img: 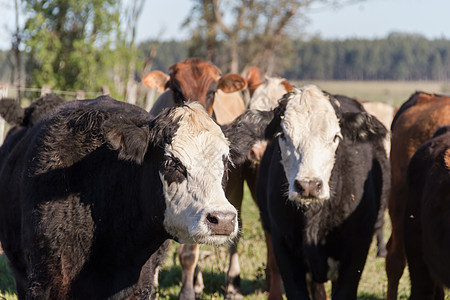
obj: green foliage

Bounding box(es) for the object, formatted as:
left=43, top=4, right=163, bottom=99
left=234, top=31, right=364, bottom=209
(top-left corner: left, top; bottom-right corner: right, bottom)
left=22, top=0, right=121, bottom=92
left=284, top=33, right=450, bottom=80
left=0, top=254, right=16, bottom=298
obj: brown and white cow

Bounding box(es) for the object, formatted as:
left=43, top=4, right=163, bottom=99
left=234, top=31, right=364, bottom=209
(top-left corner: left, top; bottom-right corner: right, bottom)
left=405, top=125, right=450, bottom=300
left=143, top=58, right=249, bottom=299
left=385, top=91, right=450, bottom=300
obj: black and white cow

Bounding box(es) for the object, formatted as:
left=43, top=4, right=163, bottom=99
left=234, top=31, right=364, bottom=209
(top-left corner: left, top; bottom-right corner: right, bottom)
left=256, top=85, right=390, bottom=299
left=0, top=95, right=276, bottom=299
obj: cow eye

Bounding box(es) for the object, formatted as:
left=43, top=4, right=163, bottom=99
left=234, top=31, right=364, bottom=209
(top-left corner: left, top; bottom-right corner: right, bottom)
left=162, top=156, right=187, bottom=179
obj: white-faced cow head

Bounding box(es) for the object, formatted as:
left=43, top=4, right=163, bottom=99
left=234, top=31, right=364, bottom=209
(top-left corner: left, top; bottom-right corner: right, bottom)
left=154, top=102, right=238, bottom=244
left=278, top=85, right=342, bottom=203
left=277, top=85, right=387, bottom=204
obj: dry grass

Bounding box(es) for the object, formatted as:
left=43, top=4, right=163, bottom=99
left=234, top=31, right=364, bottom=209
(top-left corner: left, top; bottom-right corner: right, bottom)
left=295, top=80, right=450, bottom=107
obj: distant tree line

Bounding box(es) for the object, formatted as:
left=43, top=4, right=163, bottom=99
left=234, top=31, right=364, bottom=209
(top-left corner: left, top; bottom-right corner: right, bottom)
left=141, top=32, right=450, bottom=81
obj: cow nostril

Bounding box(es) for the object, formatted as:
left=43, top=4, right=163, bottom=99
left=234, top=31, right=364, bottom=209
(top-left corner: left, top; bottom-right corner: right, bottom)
left=206, top=214, right=219, bottom=225
left=294, top=180, right=303, bottom=192
left=205, top=211, right=236, bottom=235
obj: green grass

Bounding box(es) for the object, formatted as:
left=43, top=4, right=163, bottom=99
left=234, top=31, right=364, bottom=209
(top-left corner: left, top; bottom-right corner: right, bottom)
left=0, top=254, right=16, bottom=300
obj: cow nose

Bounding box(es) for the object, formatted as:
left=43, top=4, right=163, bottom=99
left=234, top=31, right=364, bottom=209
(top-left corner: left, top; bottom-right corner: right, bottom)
left=294, top=178, right=323, bottom=198
left=206, top=211, right=236, bottom=235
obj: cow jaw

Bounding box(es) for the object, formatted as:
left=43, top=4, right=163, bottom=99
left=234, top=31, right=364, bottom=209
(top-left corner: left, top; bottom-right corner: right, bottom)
left=278, top=86, right=341, bottom=203
left=160, top=103, right=238, bottom=245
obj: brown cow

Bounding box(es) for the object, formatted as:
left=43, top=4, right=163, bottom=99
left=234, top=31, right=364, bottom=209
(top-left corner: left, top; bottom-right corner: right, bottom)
left=386, top=91, right=450, bottom=300
left=143, top=58, right=249, bottom=299
left=405, top=126, right=450, bottom=300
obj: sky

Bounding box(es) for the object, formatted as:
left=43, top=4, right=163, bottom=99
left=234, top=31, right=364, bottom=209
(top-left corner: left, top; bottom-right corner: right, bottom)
left=1, top=0, right=450, bottom=50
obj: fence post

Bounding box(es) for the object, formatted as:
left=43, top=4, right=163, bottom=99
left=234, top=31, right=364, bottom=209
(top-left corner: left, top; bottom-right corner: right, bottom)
left=0, top=84, right=8, bottom=144
left=41, top=85, right=51, bottom=96
left=76, top=90, right=85, bottom=100
left=101, top=85, right=110, bottom=95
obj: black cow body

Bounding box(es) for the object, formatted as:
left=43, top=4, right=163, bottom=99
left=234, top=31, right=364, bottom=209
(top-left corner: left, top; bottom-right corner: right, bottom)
left=256, top=87, right=389, bottom=299
left=0, top=96, right=170, bottom=299
left=0, top=95, right=278, bottom=299
left=405, top=126, right=450, bottom=300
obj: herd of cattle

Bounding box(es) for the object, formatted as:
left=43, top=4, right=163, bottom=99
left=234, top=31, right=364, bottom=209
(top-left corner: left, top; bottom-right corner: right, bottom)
left=0, top=57, right=448, bottom=299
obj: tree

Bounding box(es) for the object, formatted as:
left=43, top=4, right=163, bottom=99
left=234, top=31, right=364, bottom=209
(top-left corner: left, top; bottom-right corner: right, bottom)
left=23, top=0, right=121, bottom=94
left=184, top=0, right=345, bottom=74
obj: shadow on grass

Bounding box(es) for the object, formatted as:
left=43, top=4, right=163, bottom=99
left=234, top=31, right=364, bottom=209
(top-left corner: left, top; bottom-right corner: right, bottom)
left=0, top=254, right=17, bottom=297
left=356, top=292, right=385, bottom=300
left=159, top=264, right=266, bottom=299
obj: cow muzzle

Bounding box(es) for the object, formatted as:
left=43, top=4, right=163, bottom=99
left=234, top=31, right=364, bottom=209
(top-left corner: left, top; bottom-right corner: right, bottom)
left=294, top=178, right=323, bottom=198
left=205, top=211, right=237, bottom=236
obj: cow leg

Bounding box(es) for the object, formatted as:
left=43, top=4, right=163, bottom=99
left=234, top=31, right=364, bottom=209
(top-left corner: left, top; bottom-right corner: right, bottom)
left=374, top=202, right=387, bottom=258
left=404, top=205, right=443, bottom=300
left=386, top=193, right=407, bottom=300
left=375, top=227, right=387, bottom=257
left=178, top=244, right=203, bottom=300
left=263, top=231, right=283, bottom=300
left=306, top=279, right=328, bottom=300
left=225, top=165, right=244, bottom=299
left=271, top=233, right=309, bottom=299
left=244, top=165, right=284, bottom=300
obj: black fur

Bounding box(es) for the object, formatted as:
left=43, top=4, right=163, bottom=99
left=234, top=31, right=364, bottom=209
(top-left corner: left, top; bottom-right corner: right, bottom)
left=0, top=94, right=65, bottom=127
left=0, top=96, right=194, bottom=299
left=0, top=98, right=25, bottom=125
left=256, top=93, right=390, bottom=299
left=405, top=126, right=450, bottom=298
left=222, top=102, right=286, bottom=166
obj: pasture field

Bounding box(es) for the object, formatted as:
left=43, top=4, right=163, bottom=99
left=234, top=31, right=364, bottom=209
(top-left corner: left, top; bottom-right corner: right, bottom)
left=298, top=80, right=450, bottom=107
left=1, top=80, right=450, bottom=299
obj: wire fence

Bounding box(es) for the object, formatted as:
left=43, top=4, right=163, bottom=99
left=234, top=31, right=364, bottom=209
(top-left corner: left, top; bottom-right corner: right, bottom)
left=0, top=82, right=162, bottom=144
left=0, top=83, right=107, bottom=99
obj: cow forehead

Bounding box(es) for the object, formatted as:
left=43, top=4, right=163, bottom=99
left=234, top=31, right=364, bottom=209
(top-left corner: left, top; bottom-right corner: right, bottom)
left=170, top=59, right=221, bottom=83
left=250, top=77, right=289, bottom=111
left=283, top=87, right=340, bottom=140
left=167, top=103, right=229, bottom=169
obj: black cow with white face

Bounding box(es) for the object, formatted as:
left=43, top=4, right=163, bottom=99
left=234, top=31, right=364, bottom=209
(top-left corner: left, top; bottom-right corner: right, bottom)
left=256, top=85, right=390, bottom=299
left=0, top=96, right=277, bottom=299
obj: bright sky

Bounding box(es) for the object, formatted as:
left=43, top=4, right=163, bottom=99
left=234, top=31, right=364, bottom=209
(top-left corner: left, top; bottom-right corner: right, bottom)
left=1, top=0, right=449, bottom=50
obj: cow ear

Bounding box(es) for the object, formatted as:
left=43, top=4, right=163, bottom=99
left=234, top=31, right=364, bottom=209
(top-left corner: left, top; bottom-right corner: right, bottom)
left=340, top=112, right=387, bottom=142
left=222, top=108, right=281, bottom=166
left=142, top=71, right=170, bottom=92
left=218, top=74, right=247, bottom=93
left=245, top=67, right=264, bottom=97
left=0, top=98, right=25, bottom=126
left=103, top=118, right=150, bottom=164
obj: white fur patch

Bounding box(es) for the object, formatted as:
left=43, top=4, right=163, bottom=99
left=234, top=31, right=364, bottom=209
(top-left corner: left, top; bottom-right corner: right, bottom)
left=249, top=77, right=289, bottom=111
left=161, top=103, right=238, bottom=244
left=278, top=86, right=341, bottom=202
